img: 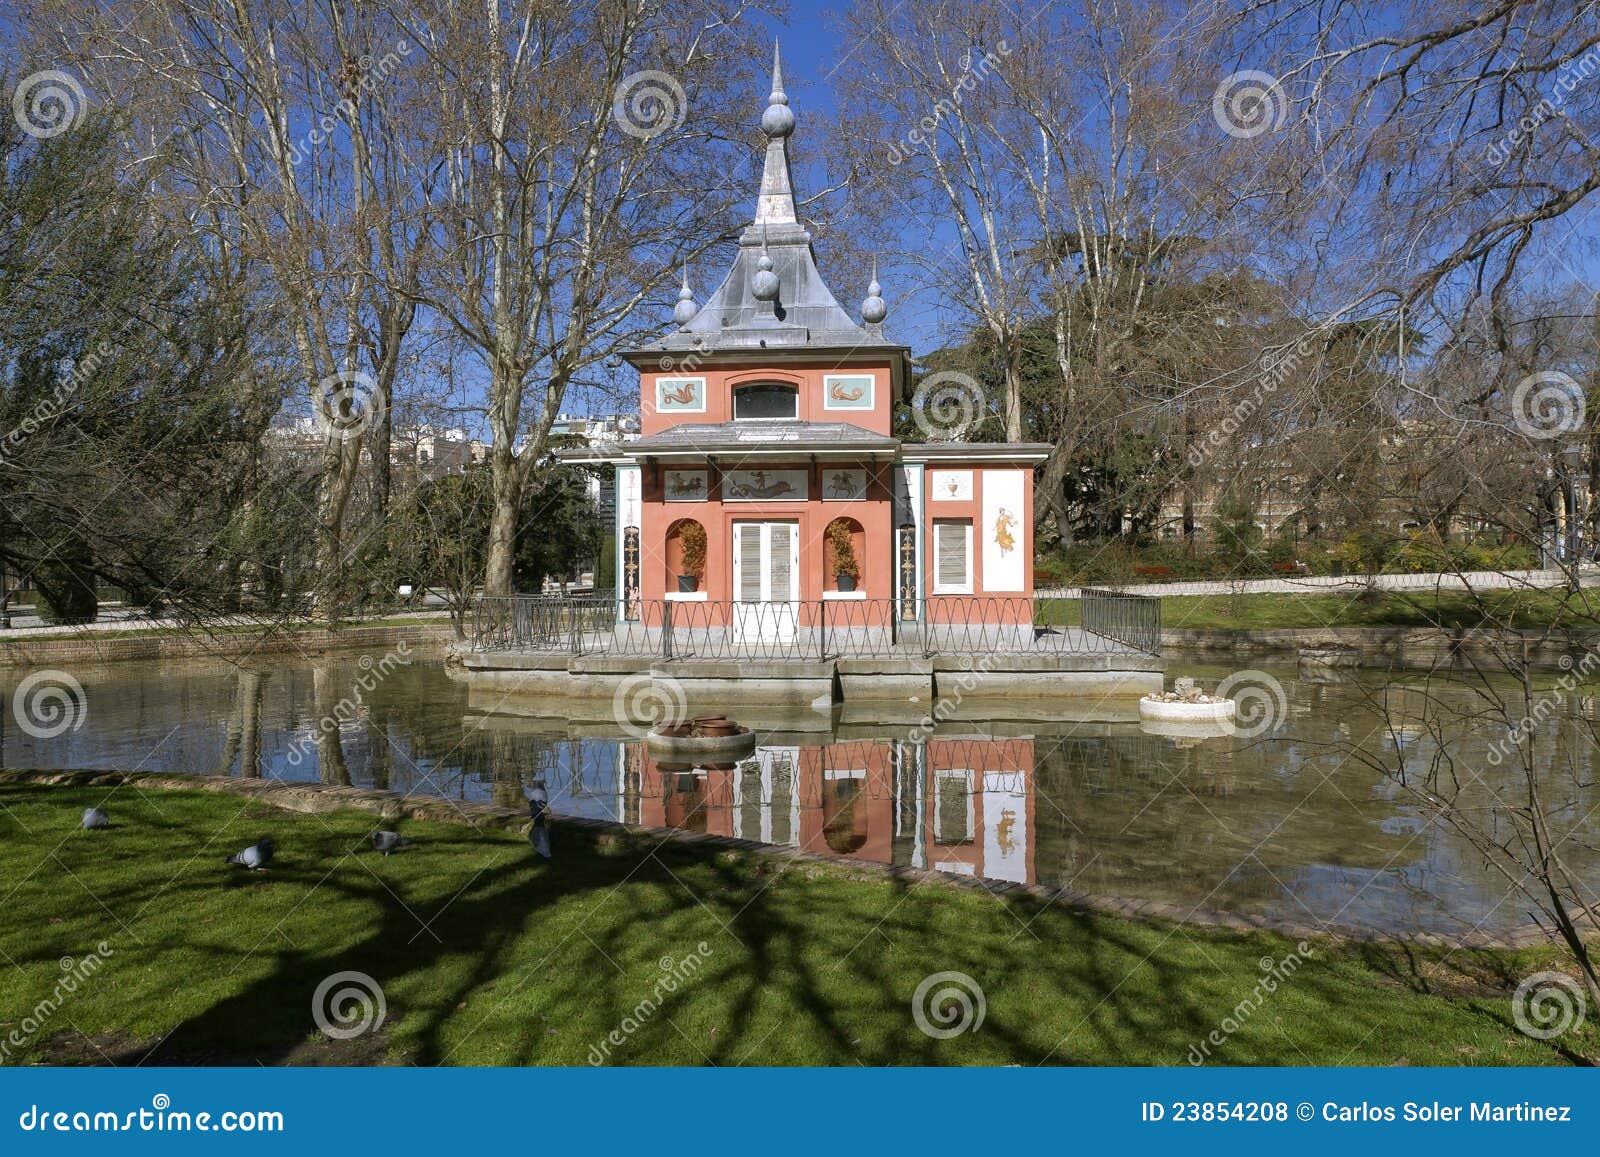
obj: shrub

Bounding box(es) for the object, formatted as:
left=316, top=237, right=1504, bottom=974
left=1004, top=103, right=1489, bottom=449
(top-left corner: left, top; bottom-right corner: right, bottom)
left=678, top=521, right=706, bottom=579
left=826, top=519, right=859, bottom=580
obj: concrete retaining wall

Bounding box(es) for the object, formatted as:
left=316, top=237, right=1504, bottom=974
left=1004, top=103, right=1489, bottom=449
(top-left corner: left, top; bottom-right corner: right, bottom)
left=1163, top=625, right=1600, bottom=670
left=0, top=622, right=456, bottom=667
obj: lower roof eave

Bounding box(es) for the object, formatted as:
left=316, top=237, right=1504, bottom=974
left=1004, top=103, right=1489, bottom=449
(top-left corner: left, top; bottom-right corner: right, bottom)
left=900, top=442, right=1053, bottom=464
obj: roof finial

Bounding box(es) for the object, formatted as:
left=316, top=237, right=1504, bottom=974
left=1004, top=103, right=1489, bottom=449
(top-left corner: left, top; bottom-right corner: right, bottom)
left=761, top=40, right=795, bottom=139
left=753, top=224, right=780, bottom=302
left=673, top=263, right=698, bottom=325
left=861, top=255, right=887, bottom=325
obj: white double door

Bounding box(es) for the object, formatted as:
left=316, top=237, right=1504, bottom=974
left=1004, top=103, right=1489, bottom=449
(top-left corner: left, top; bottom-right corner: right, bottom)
left=732, top=521, right=799, bottom=644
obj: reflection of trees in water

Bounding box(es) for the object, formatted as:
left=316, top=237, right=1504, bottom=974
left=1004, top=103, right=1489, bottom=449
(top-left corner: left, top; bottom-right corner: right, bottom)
left=1029, top=731, right=1414, bottom=914
left=216, top=669, right=263, bottom=777
left=312, top=664, right=350, bottom=786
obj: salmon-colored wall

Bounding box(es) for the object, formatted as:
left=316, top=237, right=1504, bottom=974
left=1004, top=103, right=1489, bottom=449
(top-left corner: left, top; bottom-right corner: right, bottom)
left=638, top=459, right=895, bottom=619
left=921, top=465, right=1036, bottom=622
left=642, top=362, right=894, bottom=436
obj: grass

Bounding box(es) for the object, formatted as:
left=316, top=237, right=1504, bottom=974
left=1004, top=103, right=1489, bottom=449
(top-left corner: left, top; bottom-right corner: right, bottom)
left=1, top=781, right=1595, bottom=1067
left=1154, top=588, right=1600, bottom=632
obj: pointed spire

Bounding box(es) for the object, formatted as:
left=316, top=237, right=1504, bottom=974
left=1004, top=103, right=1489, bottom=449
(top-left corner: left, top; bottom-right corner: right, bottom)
left=754, top=39, right=797, bottom=226
left=673, top=263, right=698, bottom=325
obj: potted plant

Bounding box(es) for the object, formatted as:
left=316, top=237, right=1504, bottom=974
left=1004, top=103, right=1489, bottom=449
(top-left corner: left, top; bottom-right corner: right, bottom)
left=677, top=521, right=706, bottom=592
left=827, top=520, right=860, bottom=592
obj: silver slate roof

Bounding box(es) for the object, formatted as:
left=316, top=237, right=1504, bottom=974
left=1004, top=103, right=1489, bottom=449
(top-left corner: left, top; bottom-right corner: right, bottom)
left=629, top=44, right=902, bottom=359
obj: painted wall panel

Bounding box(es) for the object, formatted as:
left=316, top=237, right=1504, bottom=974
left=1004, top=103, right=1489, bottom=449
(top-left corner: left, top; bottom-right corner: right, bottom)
left=981, top=468, right=1025, bottom=592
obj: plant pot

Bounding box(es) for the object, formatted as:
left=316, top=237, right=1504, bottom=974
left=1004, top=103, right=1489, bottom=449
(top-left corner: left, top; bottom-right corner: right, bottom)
left=835, top=573, right=857, bottom=593
left=676, top=575, right=698, bottom=593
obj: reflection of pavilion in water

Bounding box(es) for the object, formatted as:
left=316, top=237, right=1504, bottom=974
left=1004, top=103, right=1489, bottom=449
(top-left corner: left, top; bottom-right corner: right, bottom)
left=623, top=738, right=1036, bottom=885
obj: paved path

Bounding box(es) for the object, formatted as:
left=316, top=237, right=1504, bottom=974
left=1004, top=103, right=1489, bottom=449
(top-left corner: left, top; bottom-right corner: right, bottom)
left=1041, top=566, right=1599, bottom=599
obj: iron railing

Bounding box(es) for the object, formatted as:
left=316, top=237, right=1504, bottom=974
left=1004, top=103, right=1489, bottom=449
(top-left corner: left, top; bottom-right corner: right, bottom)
left=470, top=592, right=1160, bottom=658
left=1079, top=587, right=1162, bottom=655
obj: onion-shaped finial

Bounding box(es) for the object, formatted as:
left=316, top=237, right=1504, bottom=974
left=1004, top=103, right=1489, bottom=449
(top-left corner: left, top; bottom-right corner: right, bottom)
left=761, top=41, right=795, bottom=139
left=752, top=228, right=780, bottom=302
left=861, top=256, right=887, bottom=324
left=673, top=265, right=698, bottom=325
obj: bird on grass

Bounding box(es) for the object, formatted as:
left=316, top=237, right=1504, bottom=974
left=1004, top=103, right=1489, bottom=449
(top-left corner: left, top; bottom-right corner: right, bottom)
left=370, top=830, right=413, bottom=855
left=81, top=807, right=110, bottom=830
left=226, top=836, right=275, bottom=871
left=528, top=781, right=551, bottom=860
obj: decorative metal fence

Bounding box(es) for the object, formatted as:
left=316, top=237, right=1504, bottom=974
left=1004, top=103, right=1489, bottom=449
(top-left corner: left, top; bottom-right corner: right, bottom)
left=471, top=592, right=1160, bottom=659
left=1079, top=587, right=1163, bottom=655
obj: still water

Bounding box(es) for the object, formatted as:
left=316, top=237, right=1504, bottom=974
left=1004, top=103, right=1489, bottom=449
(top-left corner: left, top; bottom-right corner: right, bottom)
left=4, top=650, right=1597, bottom=937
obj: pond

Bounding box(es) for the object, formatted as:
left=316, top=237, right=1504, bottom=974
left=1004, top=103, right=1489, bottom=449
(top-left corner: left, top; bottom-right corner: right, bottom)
left=4, top=649, right=1597, bottom=938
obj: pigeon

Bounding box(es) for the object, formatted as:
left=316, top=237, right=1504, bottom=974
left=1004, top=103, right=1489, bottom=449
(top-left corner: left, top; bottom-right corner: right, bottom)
left=225, top=836, right=275, bottom=871
left=527, top=783, right=551, bottom=860
left=80, top=807, right=109, bottom=830
left=369, top=830, right=412, bottom=855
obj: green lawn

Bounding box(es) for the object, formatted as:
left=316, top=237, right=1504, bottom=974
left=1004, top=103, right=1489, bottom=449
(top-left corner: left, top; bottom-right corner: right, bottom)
left=1, top=782, right=1593, bottom=1067
left=1155, top=588, right=1600, bottom=632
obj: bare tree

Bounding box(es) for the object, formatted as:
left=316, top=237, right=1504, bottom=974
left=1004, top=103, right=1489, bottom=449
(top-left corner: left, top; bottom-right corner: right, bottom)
left=33, top=0, right=431, bottom=618
left=393, top=0, right=768, bottom=596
